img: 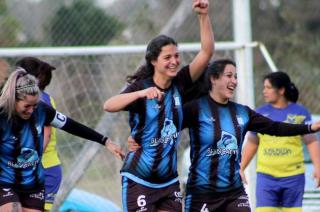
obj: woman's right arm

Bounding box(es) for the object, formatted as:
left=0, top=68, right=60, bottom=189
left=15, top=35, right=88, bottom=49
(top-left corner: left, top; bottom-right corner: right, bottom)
left=240, top=133, right=259, bottom=184
left=103, top=91, right=142, bottom=112
left=103, top=87, right=164, bottom=112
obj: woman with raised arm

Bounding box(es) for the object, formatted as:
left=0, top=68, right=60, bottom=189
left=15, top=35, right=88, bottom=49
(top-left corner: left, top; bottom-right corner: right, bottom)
left=103, top=0, right=214, bottom=211
left=0, top=69, right=124, bottom=212
left=128, top=59, right=320, bottom=211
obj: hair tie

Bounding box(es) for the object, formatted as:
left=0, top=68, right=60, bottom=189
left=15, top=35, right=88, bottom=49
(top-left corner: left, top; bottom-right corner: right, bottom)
left=16, top=84, right=36, bottom=91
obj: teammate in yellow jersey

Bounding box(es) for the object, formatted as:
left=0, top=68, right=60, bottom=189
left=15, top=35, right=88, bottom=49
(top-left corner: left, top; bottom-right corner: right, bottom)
left=241, top=71, right=320, bottom=212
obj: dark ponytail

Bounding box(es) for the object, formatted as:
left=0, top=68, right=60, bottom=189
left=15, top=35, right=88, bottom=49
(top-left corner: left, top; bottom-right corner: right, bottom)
left=263, top=71, right=299, bottom=103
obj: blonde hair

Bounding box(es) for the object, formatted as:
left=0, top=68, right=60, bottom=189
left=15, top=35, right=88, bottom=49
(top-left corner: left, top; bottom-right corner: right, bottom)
left=0, top=68, right=39, bottom=119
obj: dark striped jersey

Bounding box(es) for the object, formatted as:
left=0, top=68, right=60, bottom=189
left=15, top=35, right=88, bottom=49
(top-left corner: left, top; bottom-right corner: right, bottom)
left=0, top=101, right=105, bottom=191
left=183, top=95, right=312, bottom=195
left=121, top=65, right=193, bottom=188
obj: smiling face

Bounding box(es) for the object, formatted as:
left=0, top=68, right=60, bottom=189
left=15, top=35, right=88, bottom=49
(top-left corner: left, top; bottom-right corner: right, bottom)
left=15, top=94, right=39, bottom=120
left=151, top=44, right=180, bottom=80
left=211, top=64, right=237, bottom=103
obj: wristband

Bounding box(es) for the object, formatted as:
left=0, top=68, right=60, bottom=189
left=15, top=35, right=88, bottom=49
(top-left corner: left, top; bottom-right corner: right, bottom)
left=102, top=136, right=109, bottom=145
left=309, top=124, right=315, bottom=133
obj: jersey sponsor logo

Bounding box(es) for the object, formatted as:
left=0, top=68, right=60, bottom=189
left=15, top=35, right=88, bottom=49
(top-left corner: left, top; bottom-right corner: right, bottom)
left=285, top=114, right=305, bottom=124
left=51, top=111, right=67, bottom=128
left=150, top=118, right=179, bottom=146
left=263, top=148, right=292, bottom=156
left=7, top=148, right=39, bottom=170
left=206, top=131, right=238, bottom=157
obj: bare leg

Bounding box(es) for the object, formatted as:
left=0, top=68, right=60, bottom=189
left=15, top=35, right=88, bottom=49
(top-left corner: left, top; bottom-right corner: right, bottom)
left=22, top=207, right=43, bottom=212
left=0, top=202, right=22, bottom=212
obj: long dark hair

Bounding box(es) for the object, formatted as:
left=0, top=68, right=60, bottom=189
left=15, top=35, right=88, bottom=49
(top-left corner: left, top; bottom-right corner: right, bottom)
left=263, top=71, right=299, bottom=103
left=184, top=59, right=236, bottom=102
left=16, top=57, right=56, bottom=91
left=126, top=35, right=177, bottom=83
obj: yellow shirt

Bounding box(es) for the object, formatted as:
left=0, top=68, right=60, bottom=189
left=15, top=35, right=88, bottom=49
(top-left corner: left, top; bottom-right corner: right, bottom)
left=41, top=96, right=61, bottom=168
left=256, top=103, right=310, bottom=177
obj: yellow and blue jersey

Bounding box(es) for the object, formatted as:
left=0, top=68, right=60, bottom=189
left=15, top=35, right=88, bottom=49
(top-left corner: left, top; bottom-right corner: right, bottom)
left=40, top=92, right=61, bottom=168
left=256, top=103, right=311, bottom=177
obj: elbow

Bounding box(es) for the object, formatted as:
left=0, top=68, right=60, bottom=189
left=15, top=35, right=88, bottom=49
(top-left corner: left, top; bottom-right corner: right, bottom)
left=208, top=43, right=214, bottom=58
left=103, top=101, right=117, bottom=112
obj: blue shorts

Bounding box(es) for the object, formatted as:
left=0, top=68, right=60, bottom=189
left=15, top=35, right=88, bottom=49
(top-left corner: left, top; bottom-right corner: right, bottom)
left=44, top=165, right=62, bottom=210
left=256, top=172, right=305, bottom=208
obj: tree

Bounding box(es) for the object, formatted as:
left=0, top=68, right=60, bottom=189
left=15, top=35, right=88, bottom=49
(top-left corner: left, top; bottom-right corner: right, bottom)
left=0, top=0, right=20, bottom=46
left=48, top=0, right=124, bottom=46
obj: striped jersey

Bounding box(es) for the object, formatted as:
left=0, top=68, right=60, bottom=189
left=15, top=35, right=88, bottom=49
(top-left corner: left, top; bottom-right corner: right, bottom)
left=0, top=102, right=51, bottom=190
left=183, top=95, right=312, bottom=195
left=121, top=65, right=192, bottom=188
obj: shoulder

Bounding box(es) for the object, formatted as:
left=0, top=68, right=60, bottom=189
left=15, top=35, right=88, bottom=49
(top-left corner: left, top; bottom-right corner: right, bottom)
left=289, top=103, right=310, bottom=114
left=229, top=101, right=249, bottom=110
left=121, top=78, right=151, bottom=93
left=36, top=101, right=51, bottom=114
left=184, top=96, right=200, bottom=109
left=255, top=104, right=270, bottom=113
left=173, top=65, right=191, bottom=84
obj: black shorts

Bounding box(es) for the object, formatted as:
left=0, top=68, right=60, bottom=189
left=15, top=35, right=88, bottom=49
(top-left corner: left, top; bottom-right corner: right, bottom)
left=122, top=177, right=182, bottom=212
left=185, top=187, right=251, bottom=212
left=0, top=185, right=45, bottom=210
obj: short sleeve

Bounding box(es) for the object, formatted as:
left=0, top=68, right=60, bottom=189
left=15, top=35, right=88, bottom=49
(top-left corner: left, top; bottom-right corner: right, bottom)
left=120, top=81, right=144, bottom=112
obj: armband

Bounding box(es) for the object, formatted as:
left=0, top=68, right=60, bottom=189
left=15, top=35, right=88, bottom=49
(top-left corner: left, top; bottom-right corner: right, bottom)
left=309, top=124, right=315, bottom=133
left=102, top=136, right=109, bottom=145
